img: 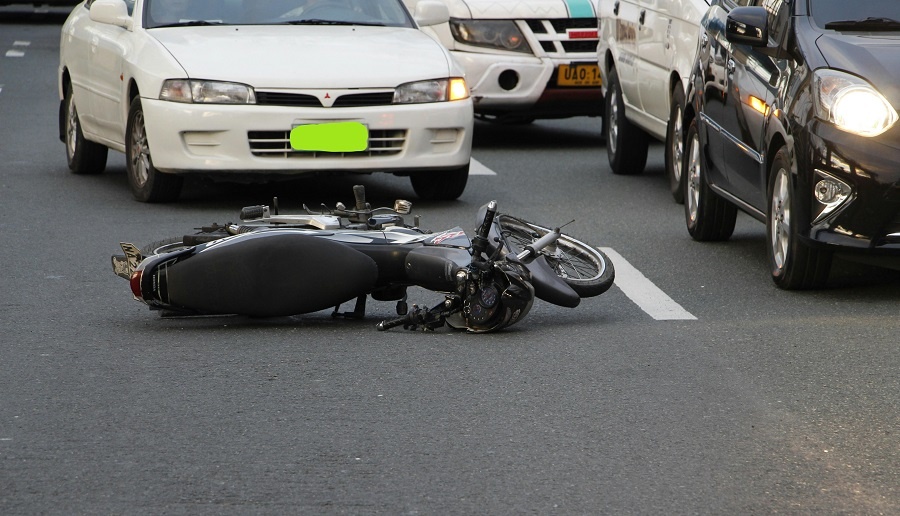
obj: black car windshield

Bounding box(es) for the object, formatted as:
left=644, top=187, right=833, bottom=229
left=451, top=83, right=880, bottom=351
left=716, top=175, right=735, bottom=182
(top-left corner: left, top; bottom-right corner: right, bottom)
left=811, top=0, right=900, bottom=31
left=144, top=0, right=415, bottom=29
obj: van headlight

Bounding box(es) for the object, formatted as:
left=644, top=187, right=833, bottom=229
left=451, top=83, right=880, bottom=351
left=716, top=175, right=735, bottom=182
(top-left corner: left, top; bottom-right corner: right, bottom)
left=449, top=19, right=530, bottom=53
left=160, top=79, right=256, bottom=104
left=394, top=78, right=469, bottom=104
left=813, top=69, right=897, bottom=137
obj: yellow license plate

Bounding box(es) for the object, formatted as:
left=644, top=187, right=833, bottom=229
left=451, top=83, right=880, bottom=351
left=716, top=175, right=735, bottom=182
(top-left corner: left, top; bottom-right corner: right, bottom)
left=557, top=63, right=602, bottom=87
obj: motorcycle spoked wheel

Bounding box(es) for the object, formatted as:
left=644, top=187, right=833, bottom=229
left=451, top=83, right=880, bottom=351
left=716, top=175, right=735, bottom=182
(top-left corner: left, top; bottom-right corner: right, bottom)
left=496, top=215, right=615, bottom=297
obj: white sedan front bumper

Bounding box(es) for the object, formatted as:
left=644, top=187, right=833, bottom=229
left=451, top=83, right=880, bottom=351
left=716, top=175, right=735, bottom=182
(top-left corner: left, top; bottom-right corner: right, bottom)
left=141, top=96, right=474, bottom=176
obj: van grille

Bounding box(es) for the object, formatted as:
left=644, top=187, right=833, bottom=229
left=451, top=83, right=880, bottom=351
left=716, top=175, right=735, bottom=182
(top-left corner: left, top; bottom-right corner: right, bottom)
left=524, top=18, right=598, bottom=57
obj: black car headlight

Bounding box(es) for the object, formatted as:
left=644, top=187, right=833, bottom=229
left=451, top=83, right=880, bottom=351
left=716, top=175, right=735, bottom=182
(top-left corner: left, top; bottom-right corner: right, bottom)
left=160, top=79, right=256, bottom=104
left=449, top=19, right=530, bottom=53
left=813, top=69, right=897, bottom=137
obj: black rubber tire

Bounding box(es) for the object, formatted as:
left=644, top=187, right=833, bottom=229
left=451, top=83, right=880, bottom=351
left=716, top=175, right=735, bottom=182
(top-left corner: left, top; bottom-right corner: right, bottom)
left=605, top=66, right=649, bottom=176
left=126, top=96, right=184, bottom=203
left=665, top=85, right=687, bottom=204
left=766, top=146, right=832, bottom=289
left=64, top=83, right=108, bottom=175
left=497, top=214, right=615, bottom=297
left=410, top=163, right=469, bottom=200
left=684, top=118, right=737, bottom=241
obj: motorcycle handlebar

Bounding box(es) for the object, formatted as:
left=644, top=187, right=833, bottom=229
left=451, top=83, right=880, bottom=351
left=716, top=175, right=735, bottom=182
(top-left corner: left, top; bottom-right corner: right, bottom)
left=516, top=227, right=561, bottom=262
left=472, top=200, right=497, bottom=259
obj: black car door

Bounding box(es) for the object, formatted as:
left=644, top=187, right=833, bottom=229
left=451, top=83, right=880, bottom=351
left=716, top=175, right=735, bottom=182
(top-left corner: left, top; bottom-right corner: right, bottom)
left=721, top=0, right=787, bottom=212
left=698, top=0, right=750, bottom=192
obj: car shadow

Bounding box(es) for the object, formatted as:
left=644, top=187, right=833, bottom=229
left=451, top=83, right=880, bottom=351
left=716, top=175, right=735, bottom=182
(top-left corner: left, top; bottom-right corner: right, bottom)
left=472, top=118, right=604, bottom=151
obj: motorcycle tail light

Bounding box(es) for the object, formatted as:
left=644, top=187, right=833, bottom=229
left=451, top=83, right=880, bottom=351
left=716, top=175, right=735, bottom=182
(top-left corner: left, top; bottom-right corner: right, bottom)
left=130, top=270, right=143, bottom=299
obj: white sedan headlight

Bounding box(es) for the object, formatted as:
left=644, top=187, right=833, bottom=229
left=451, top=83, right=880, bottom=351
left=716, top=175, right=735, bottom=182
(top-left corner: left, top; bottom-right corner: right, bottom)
left=813, top=69, right=897, bottom=137
left=449, top=19, right=530, bottom=53
left=160, top=79, right=256, bottom=104
left=394, top=78, right=469, bottom=104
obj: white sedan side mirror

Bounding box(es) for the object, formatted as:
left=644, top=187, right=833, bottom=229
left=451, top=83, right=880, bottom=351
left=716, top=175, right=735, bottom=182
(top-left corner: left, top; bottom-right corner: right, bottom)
left=414, top=0, right=450, bottom=27
left=89, top=0, right=132, bottom=30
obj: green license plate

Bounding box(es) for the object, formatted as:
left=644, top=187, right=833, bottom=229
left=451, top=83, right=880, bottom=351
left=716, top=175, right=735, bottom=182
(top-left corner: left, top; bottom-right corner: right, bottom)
left=290, top=122, right=368, bottom=152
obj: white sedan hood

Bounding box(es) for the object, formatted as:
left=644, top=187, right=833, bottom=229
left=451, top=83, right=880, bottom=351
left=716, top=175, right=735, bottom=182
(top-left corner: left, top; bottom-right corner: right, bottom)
left=151, top=25, right=453, bottom=89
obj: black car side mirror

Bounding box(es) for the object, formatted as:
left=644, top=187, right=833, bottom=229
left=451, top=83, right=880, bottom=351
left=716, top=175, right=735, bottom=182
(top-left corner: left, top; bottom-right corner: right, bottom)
left=725, top=6, right=768, bottom=47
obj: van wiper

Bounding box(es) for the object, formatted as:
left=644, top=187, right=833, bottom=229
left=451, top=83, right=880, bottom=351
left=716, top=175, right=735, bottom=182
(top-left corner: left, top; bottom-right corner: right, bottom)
left=153, top=20, right=226, bottom=28
left=824, top=17, right=900, bottom=31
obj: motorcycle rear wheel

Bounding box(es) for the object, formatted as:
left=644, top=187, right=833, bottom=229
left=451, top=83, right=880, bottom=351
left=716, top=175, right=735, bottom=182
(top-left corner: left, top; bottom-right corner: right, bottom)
left=141, top=238, right=191, bottom=256
left=496, top=215, right=615, bottom=297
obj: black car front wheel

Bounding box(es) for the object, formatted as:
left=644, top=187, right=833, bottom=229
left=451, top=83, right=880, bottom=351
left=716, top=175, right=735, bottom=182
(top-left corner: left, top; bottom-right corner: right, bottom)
left=766, top=146, right=832, bottom=289
left=684, top=118, right=736, bottom=241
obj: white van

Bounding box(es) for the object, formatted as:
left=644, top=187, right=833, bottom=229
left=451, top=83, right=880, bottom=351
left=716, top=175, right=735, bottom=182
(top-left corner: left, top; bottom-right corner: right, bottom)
left=597, top=0, right=710, bottom=202
left=407, top=0, right=604, bottom=123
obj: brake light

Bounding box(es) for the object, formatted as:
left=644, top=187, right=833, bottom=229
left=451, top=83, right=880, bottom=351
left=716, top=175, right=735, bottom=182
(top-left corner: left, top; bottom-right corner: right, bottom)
left=130, top=270, right=143, bottom=299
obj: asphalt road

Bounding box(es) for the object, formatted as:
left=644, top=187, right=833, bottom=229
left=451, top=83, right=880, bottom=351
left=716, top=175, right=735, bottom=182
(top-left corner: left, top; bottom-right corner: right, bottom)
left=1, top=8, right=899, bottom=514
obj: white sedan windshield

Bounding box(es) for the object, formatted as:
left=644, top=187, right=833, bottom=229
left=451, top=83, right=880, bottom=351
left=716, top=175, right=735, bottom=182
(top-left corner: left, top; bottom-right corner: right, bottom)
left=144, top=0, right=415, bottom=29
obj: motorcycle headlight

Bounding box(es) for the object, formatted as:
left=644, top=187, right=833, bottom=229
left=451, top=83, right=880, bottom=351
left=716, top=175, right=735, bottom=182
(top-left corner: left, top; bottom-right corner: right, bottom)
left=160, top=79, right=256, bottom=104
left=449, top=19, right=530, bottom=53
left=813, top=69, right=897, bottom=137
left=394, top=78, right=469, bottom=104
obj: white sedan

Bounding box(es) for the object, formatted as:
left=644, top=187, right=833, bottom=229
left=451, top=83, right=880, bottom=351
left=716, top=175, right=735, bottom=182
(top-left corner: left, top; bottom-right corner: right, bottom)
left=58, top=0, right=474, bottom=202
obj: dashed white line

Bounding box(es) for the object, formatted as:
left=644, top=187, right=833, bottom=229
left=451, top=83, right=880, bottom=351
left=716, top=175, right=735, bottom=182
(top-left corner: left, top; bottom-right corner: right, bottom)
left=601, top=247, right=697, bottom=320
left=5, top=40, right=30, bottom=58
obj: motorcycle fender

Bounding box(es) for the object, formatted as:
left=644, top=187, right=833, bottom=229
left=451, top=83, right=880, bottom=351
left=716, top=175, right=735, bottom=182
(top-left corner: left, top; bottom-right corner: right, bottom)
left=526, top=256, right=581, bottom=308
left=405, top=246, right=471, bottom=292
left=164, top=232, right=378, bottom=317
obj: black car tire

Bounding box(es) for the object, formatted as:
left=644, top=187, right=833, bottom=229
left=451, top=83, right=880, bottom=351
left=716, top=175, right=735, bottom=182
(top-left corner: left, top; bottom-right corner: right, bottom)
left=605, top=66, right=649, bottom=175
left=766, top=146, right=832, bottom=289
left=126, top=97, right=183, bottom=203
left=64, top=83, right=108, bottom=175
left=410, top=163, right=469, bottom=201
left=665, top=85, right=687, bottom=204
left=684, top=118, right=736, bottom=241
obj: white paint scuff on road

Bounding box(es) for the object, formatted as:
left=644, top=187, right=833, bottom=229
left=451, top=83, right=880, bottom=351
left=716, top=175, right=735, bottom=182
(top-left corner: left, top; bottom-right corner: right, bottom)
left=600, top=247, right=697, bottom=320
left=469, top=158, right=497, bottom=176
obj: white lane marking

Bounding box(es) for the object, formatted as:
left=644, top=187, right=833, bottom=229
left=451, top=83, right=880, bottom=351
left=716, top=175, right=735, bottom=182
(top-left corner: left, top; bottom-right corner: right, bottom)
left=14, top=41, right=31, bottom=47
left=600, top=247, right=697, bottom=320
left=469, top=158, right=497, bottom=176
left=5, top=50, right=25, bottom=57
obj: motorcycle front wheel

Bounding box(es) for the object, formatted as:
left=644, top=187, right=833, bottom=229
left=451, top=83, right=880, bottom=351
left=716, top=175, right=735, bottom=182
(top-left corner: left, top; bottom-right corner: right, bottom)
left=496, top=215, right=615, bottom=297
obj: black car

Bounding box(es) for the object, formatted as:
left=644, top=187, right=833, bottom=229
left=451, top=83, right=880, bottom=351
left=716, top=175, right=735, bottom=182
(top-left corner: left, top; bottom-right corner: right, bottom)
left=683, top=0, right=900, bottom=289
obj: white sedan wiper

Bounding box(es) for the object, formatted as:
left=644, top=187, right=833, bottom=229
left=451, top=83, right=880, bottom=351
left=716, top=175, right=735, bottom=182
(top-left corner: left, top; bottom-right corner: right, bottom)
left=824, top=17, right=900, bottom=30
left=282, top=19, right=385, bottom=27
left=153, top=20, right=227, bottom=29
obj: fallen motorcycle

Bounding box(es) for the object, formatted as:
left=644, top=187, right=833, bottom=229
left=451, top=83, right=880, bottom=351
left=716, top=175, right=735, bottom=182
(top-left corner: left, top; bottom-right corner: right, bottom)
left=111, top=185, right=614, bottom=332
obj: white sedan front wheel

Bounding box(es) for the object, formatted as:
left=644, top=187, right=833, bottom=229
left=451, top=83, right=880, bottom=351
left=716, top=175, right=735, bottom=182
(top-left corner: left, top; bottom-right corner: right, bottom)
left=125, top=97, right=183, bottom=203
